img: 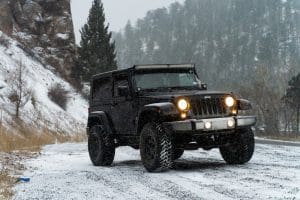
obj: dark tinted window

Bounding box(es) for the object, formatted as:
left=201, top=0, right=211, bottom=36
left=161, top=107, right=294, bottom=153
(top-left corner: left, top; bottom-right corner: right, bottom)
left=92, top=77, right=112, bottom=100
left=114, top=75, right=129, bottom=97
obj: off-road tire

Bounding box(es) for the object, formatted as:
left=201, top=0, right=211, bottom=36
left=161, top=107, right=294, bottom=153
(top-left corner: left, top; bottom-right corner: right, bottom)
left=220, top=128, right=255, bottom=164
left=173, top=149, right=184, bottom=160
left=140, top=123, right=173, bottom=172
left=88, top=125, right=115, bottom=166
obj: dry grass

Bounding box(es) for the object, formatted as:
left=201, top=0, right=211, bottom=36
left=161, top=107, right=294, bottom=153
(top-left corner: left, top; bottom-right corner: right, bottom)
left=0, top=122, right=86, bottom=199
left=0, top=122, right=86, bottom=152
left=0, top=169, right=14, bottom=200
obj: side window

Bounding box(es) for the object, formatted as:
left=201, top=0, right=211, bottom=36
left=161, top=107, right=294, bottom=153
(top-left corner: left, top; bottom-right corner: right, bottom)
left=92, top=77, right=112, bottom=100
left=114, top=75, right=129, bottom=97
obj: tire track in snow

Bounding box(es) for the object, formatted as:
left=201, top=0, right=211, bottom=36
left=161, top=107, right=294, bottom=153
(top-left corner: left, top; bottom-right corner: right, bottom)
left=84, top=160, right=202, bottom=200
left=14, top=143, right=300, bottom=200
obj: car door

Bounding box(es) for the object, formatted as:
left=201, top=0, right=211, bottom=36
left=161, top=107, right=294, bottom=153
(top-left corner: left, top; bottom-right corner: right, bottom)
left=112, top=73, right=135, bottom=135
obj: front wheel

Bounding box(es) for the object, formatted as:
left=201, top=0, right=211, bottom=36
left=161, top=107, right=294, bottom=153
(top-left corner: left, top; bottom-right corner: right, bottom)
left=88, top=125, right=115, bottom=166
left=220, top=128, right=255, bottom=164
left=140, top=123, right=173, bottom=172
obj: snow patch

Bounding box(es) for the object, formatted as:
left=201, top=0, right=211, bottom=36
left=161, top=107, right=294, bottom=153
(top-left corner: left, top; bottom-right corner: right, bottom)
left=56, top=33, right=69, bottom=40
left=14, top=32, right=32, bottom=41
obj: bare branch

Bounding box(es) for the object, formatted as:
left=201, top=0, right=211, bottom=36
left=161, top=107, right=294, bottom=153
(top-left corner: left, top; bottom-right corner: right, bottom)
left=7, top=59, right=32, bottom=118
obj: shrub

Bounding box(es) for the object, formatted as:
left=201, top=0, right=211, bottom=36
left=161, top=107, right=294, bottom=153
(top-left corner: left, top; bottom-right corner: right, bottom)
left=31, top=94, right=37, bottom=108
left=8, top=92, right=18, bottom=103
left=0, top=34, right=10, bottom=48
left=48, top=83, right=69, bottom=110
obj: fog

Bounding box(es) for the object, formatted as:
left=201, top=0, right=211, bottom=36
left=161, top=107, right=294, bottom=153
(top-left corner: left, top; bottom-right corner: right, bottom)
left=71, top=0, right=185, bottom=43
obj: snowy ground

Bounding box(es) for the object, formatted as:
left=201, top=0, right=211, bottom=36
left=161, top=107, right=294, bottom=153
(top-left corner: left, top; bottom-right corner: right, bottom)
left=14, top=143, right=300, bottom=200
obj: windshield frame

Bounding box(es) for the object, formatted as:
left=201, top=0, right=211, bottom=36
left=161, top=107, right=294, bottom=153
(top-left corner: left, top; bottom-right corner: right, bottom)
left=132, top=68, right=202, bottom=92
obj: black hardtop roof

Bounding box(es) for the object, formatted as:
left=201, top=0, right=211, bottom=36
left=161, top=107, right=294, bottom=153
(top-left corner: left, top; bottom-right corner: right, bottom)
left=92, top=64, right=195, bottom=80
left=92, top=68, right=130, bottom=80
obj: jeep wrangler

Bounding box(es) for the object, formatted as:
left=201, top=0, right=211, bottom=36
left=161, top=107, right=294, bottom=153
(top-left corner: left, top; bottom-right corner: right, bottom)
left=87, top=64, right=256, bottom=172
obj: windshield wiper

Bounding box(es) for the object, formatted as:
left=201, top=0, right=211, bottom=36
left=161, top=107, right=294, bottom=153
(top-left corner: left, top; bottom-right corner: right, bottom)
left=139, top=87, right=170, bottom=92
left=139, top=86, right=200, bottom=92
left=167, top=86, right=201, bottom=91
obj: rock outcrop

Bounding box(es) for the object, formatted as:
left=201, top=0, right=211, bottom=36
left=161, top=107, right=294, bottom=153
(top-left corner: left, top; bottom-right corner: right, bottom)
left=0, top=0, right=76, bottom=75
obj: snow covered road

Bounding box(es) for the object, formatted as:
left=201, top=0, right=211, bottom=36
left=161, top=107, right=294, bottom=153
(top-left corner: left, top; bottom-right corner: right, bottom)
left=14, top=143, right=300, bottom=200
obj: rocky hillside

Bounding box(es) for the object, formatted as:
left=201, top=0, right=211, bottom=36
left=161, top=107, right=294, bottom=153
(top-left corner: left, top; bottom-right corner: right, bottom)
left=0, top=32, right=87, bottom=134
left=0, top=0, right=76, bottom=76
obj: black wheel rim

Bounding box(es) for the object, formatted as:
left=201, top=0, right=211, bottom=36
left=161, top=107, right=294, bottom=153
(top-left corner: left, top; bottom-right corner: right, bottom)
left=144, top=134, right=156, bottom=162
left=88, top=131, right=101, bottom=160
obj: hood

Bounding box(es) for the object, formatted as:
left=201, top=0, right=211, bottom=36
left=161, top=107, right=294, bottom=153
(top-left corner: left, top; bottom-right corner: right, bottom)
left=140, top=90, right=232, bottom=100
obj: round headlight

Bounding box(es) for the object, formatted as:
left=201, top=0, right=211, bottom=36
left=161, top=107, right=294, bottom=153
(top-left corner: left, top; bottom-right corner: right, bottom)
left=177, top=99, right=189, bottom=111
left=225, top=96, right=235, bottom=107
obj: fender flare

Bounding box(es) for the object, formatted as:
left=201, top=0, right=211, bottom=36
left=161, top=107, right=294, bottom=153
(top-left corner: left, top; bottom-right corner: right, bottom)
left=237, top=99, right=252, bottom=110
left=136, top=102, right=179, bottom=134
left=87, top=111, right=114, bottom=135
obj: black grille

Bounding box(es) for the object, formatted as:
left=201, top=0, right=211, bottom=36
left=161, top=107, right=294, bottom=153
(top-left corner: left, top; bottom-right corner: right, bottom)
left=191, top=97, right=227, bottom=118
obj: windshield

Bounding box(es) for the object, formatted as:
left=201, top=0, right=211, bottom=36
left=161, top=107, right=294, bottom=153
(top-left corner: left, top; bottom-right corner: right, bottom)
left=134, top=71, right=201, bottom=91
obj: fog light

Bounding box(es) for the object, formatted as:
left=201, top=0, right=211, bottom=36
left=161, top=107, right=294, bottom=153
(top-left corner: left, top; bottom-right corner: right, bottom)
left=180, top=113, right=187, bottom=119
left=204, top=121, right=212, bottom=129
left=228, top=119, right=235, bottom=128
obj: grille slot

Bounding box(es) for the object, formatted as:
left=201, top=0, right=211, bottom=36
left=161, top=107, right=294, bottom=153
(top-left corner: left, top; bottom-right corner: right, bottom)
left=191, top=97, right=227, bottom=118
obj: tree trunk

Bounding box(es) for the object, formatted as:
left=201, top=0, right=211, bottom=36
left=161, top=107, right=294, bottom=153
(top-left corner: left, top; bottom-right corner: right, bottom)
left=297, top=106, right=300, bottom=136
left=16, top=103, right=19, bottom=119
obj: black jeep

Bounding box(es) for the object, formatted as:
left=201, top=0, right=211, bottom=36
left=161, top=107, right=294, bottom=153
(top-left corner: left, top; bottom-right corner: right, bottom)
left=87, top=64, right=256, bottom=172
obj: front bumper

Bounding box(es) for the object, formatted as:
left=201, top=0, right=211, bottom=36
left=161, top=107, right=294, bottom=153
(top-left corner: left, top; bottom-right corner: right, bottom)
left=164, top=116, right=256, bottom=132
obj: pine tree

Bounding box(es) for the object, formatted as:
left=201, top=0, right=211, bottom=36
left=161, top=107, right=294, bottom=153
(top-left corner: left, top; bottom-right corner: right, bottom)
left=285, top=73, right=300, bottom=133
left=114, top=0, right=300, bottom=89
left=76, top=0, right=117, bottom=82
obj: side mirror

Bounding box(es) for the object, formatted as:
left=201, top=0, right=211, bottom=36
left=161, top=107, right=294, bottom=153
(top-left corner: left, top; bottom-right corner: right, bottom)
left=237, top=99, right=252, bottom=110
left=118, top=86, right=130, bottom=97
left=201, top=83, right=207, bottom=90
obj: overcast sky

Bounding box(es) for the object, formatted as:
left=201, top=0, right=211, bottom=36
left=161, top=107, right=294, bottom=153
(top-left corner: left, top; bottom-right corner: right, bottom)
left=71, top=0, right=185, bottom=44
